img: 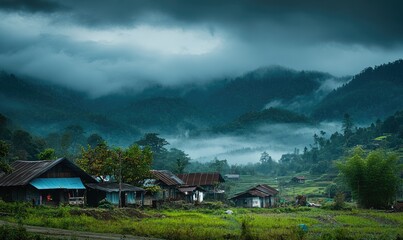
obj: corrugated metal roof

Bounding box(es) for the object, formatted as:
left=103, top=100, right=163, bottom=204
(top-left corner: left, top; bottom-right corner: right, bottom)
left=177, top=172, right=225, bottom=186
left=150, top=170, right=184, bottom=186
left=229, top=184, right=279, bottom=200
left=254, top=184, right=278, bottom=195
left=0, top=158, right=96, bottom=186
left=86, top=182, right=144, bottom=192
left=30, top=178, right=85, bottom=190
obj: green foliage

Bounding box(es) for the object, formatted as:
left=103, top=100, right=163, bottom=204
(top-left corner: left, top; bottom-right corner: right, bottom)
left=37, top=148, right=56, bottom=160
left=240, top=215, right=254, bottom=240
left=0, top=140, right=11, bottom=173
left=337, top=147, right=400, bottom=209
left=136, top=133, right=168, bottom=155
left=332, top=192, right=345, bottom=210
left=77, top=141, right=152, bottom=186
left=313, top=59, right=403, bottom=121
left=120, top=144, right=153, bottom=185
left=76, top=142, right=112, bottom=179
left=214, top=107, right=311, bottom=133
left=98, top=199, right=113, bottom=209
left=0, top=200, right=402, bottom=240
left=209, top=158, right=230, bottom=175
left=86, top=133, right=104, bottom=148
left=0, top=225, right=49, bottom=240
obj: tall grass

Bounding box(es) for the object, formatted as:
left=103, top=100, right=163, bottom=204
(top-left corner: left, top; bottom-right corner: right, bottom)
left=0, top=200, right=402, bottom=240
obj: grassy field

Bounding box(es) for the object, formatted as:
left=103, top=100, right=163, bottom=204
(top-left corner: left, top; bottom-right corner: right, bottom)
left=1, top=201, right=402, bottom=240
left=225, top=172, right=336, bottom=203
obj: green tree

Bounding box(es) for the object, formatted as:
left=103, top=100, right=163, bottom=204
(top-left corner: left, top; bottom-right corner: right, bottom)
left=11, top=130, right=40, bottom=160
left=259, top=151, right=276, bottom=174
left=342, top=113, right=354, bottom=140
left=37, top=148, right=57, bottom=160
left=87, top=133, right=104, bottom=148
left=0, top=140, right=11, bottom=173
left=209, top=158, right=230, bottom=175
left=136, top=133, right=168, bottom=154
left=337, top=147, right=400, bottom=209
left=77, top=142, right=152, bottom=186
left=136, top=133, right=170, bottom=170
left=120, top=145, right=152, bottom=185
left=169, top=148, right=190, bottom=174
left=62, top=125, right=86, bottom=155
left=77, top=142, right=113, bottom=181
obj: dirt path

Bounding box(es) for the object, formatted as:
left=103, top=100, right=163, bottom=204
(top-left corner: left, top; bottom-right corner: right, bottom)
left=0, top=220, right=162, bottom=240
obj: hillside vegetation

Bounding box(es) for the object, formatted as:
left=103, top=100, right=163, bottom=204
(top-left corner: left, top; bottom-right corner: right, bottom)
left=313, top=60, right=403, bottom=121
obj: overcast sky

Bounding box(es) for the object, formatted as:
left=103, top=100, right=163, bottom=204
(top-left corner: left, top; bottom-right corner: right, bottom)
left=1, top=0, right=402, bottom=96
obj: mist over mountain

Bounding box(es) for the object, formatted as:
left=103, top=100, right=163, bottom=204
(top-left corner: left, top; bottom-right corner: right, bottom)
left=211, top=107, right=312, bottom=134
left=313, top=59, right=403, bottom=122
left=1, top=60, right=402, bottom=163
left=0, top=71, right=139, bottom=140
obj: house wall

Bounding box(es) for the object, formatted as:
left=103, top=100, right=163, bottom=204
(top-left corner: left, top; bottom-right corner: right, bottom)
left=234, top=197, right=262, bottom=208
left=193, top=191, right=204, bottom=202
left=261, top=196, right=273, bottom=208
left=86, top=189, right=106, bottom=207
left=0, top=186, right=40, bottom=203
left=103, top=191, right=137, bottom=206
left=106, top=192, right=120, bottom=205
left=159, top=186, right=179, bottom=200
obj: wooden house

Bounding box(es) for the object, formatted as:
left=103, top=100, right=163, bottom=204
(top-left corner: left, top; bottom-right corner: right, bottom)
left=148, top=170, right=185, bottom=200
left=86, top=182, right=145, bottom=207
left=145, top=170, right=205, bottom=204
left=229, top=184, right=278, bottom=208
left=177, top=185, right=205, bottom=203
left=291, top=176, right=306, bottom=184
left=178, top=172, right=225, bottom=200
left=0, top=158, right=96, bottom=206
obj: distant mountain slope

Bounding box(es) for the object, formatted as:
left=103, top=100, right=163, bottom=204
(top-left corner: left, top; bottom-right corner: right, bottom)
left=312, top=59, right=403, bottom=121
left=117, top=97, right=208, bottom=132
left=212, top=107, right=311, bottom=134
left=0, top=71, right=134, bottom=136
left=191, top=66, right=337, bottom=122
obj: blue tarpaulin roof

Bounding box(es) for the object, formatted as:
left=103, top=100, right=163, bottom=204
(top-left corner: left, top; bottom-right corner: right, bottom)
left=30, top=178, right=85, bottom=190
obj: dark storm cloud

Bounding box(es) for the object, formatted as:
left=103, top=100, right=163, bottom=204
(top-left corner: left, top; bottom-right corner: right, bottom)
left=0, top=0, right=63, bottom=13
left=0, top=0, right=402, bottom=96
left=4, top=0, right=402, bottom=47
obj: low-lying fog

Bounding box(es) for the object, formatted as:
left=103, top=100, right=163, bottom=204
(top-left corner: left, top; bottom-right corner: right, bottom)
left=167, top=122, right=341, bottom=164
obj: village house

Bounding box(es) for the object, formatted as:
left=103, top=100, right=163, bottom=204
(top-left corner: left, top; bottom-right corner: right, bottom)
left=145, top=170, right=206, bottom=205
left=148, top=170, right=185, bottom=200
left=177, top=172, right=225, bottom=200
left=86, top=182, right=145, bottom=207
left=0, top=158, right=97, bottom=206
left=291, top=176, right=306, bottom=184
left=229, top=184, right=279, bottom=208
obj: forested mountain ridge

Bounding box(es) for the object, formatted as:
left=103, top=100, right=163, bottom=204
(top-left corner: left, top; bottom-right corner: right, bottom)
left=0, top=71, right=135, bottom=138
left=313, top=59, right=403, bottom=122
left=0, top=65, right=342, bottom=137
left=187, top=66, right=339, bottom=122
left=212, top=107, right=312, bottom=134
left=1, top=60, right=401, bottom=140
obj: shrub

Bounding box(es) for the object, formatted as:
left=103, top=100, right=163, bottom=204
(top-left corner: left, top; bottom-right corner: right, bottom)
left=0, top=225, right=51, bottom=240
left=98, top=199, right=113, bottom=209
left=333, top=192, right=345, bottom=210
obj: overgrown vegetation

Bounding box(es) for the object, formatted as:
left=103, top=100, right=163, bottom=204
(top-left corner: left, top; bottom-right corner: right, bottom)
left=0, top=201, right=402, bottom=240
left=337, top=147, right=400, bottom=209
left=0, top=225, right=55, bottom=240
